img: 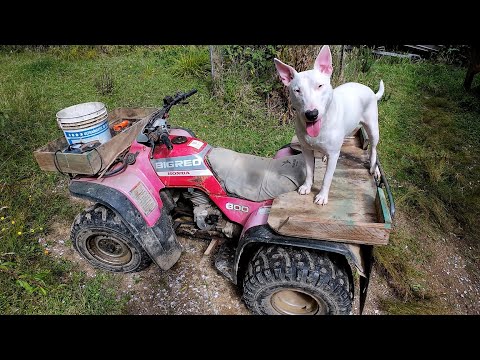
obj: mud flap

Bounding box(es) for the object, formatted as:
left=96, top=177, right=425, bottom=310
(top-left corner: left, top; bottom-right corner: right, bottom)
left=146, top=210, right=183, bottom=270
left=359, top=245, right=373, bottom=314
left=233, top=225, right=366, bottom=284
left=69, top=181, right=182, bottom=270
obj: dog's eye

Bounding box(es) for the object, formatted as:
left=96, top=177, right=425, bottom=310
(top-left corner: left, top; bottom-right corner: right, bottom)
left=294, top=88, right=301, bottom=93
left=318, top=84, right=323, bottom=88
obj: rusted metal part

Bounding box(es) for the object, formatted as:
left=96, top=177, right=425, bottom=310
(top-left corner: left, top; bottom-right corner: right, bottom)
left=370, top=45, right=443, bottom=61
left=346, top=244, right=366, bottom=277
left=372, top=50, right=421, bottom=61
left=359, top=245, right=373, bottom=315
left=375, top=158, right=396, bottom=222
left=404, top=45, right=442, bottom=53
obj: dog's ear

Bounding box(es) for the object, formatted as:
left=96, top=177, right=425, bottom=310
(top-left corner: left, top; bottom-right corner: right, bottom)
left=314, top=45, right=333, bottom=76
left=274, top=58, right=297, bottom=86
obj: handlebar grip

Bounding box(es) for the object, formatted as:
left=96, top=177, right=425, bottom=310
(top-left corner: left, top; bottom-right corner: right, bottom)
left=185, top=89, right=197, bottom=98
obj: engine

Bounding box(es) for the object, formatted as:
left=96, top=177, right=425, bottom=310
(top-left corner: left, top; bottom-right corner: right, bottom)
left=183, top=189, right=240, bottom=238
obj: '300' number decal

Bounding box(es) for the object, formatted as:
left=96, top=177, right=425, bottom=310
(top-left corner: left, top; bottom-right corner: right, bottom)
left=226, top=203, right=249, bottom=213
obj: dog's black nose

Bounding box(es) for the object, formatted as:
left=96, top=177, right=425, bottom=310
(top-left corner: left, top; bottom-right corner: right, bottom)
left=305, top=109, right=319, bottom=121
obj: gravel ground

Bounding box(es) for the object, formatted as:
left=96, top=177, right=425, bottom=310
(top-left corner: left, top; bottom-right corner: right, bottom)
left=46, top=218, right=479, bottom=315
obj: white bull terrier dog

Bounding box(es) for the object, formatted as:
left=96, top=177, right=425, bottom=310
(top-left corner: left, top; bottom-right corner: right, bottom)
left=274, top=45, right=384, bottom=205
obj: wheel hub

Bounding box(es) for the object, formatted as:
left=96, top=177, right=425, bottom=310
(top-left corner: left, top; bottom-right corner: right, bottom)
left=86, top=235, right=132, bottom=266
left=271, top=289, right=326, bottom=315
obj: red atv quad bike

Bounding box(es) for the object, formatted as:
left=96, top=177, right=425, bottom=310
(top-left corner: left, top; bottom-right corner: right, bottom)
left=68, top=89, right=395, bottom=315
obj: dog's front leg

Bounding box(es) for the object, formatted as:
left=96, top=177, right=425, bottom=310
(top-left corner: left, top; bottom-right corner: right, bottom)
left=314, top=151, right=340, bottom=205
left=298, top=148, right=315, bottom=195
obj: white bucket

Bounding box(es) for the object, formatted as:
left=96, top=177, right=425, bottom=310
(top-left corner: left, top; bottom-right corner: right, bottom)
left=56, top=102, right=112, bottom=145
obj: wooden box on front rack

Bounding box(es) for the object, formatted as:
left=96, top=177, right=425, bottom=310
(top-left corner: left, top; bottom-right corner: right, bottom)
left=33, top=108, right=156, bottom=175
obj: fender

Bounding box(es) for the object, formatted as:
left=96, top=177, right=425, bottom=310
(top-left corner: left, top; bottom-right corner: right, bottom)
left=232, top=225, right=373, bottom=313
left=69, top=180, right=182, bottom=270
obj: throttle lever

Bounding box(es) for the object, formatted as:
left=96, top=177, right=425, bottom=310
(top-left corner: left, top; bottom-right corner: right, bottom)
left=160, top=132, right=173, bottom=151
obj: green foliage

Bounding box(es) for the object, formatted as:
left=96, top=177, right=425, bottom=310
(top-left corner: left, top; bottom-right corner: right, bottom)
left=171, top=46, right=210, bottom=78
left=434, top=45, right=471, bottom=66
left=223, top=45, right=280, bottom=77
left=222, top=45, right=283, bottom=95
left=379, top=298, right=449, bottom=315
left=0, top=203, right=125, bottom=313
left=374, top=221, right=431, bottom=300
left=94, top=68, right=115, bottom=96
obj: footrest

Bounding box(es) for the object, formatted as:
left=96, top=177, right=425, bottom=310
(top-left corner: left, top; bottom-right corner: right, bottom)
left=214, top=241, right=236, bottom=282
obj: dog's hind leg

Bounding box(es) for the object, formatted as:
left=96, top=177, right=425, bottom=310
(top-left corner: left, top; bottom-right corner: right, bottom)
left=361, top=104, right=380, bottom=175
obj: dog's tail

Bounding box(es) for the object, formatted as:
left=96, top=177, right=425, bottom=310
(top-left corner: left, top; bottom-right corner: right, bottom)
left=375, top=80, right=385, bottom=101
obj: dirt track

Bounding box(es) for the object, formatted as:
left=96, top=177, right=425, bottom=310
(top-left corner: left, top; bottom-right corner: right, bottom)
left=46, top=215, right=479, bottom=315
left=47, top=219, right=394, bottom=315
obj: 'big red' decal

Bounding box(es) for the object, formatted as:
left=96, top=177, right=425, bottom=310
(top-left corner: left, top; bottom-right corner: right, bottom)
left=151, top=146, right=212, bottom=177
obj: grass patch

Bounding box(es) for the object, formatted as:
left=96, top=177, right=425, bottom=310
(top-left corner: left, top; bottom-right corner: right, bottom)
left=374, top=225, right=430, bottom=300
left=379, top=298, right=450, bottom=315
left=171, top=46, right=210, bottom=78
left=94, top=68, right=115, bottom=96
left=0, top=257, right=127, bottom=314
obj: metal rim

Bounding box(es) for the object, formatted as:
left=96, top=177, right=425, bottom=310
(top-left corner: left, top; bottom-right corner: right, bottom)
left=85, top=232, right=132, bottom=266
left=270, top=289, right=327, bottom=315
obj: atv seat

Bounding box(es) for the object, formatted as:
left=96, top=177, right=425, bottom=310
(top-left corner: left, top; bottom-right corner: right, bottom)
left=206, top=147, right=306, bottom=202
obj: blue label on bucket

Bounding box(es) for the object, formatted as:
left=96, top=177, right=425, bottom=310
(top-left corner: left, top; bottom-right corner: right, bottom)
left=64, top=121, right=110, bottom=144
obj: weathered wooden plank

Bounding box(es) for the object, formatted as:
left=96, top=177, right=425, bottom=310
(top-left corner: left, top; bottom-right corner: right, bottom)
left=203, top=238, right=221, bottom=256
left=268, top=127, right=390, bottom=245
left=269, top=216, right=389, bottom=245
left=270, top=214, right=388, bottom=229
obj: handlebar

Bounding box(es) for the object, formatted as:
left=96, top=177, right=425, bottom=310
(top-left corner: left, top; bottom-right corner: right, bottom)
left=184, top=88, right=198, bottom=98
left=151, top=88, right=197, bottom=124
left=138, top=89, right=197, bottom=155
left=163, top=89, right=198, bottom=114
